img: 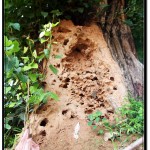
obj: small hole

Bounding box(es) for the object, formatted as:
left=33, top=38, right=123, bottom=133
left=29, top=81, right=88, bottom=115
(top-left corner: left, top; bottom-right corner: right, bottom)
left=65, top=78, right=70, bottom=82
left=63, top=39, right=69, bottom=45
left=113, top=86, right=117, bottom=90
left=88, top=104, right=94, bottom=107
left=63, top=83, right=68, bottom=88
left=85, top=109, right=93, bottom=114
left=75, top=47, right=81, bottom=53
left=40, top=118, right=48, bottom=126
left=40, top=130, right=46, bottom=136
left=92, top=77, right=98, bottom=81
left=80, top=102, right=84, bottom=105
left=56, top=64, right=60, bottom=67
left=79, top=93, right=84, bottom=97
left=100, top=103, right=105, bottom=107
left=66, top=103, right=71, bottom=105
left=62, top=109, right=68, bottom=115
left=71, top=115, right=75, bottom=118
left=110, top=77, right=114, bottom=81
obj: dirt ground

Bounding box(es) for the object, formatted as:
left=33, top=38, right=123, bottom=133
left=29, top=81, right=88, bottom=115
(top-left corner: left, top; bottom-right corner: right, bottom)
left=28, top=20, right=142, bottom=150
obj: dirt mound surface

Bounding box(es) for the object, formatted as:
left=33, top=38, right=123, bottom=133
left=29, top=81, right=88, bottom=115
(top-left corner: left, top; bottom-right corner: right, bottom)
left=29, top=20, right=127, bottom=150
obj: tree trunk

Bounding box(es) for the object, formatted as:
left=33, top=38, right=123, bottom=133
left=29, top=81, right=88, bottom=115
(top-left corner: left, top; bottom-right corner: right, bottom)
left=99, top=0, right=144, bottom=99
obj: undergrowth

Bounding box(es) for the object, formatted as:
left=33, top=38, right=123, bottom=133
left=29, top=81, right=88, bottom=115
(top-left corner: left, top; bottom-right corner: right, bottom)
left=88, top=96, right=144, bottom=141
left=4, top=22, right=60, bottom=148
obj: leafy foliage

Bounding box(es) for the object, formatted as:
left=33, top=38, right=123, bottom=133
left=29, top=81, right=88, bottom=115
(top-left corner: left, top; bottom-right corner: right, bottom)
left=4, top=18, right=60, bottom=148
left=4, top=32, right=60, bottom=147
left=87, top=96, right=144, bottom=141
left=115, top=96, right=144, bottom=136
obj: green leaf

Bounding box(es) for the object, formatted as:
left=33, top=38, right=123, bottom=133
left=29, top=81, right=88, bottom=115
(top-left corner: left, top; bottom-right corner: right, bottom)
left=23, top=47, right=28, bottom=53
left=95, top=117, right=100, bottom=123
left=4, top=36, right=12, bottom=47
left=28, top=73, right=37, bottom=82
left=5, top=44, right=14, bottom=51
left=5, top=123, right=11, bottom=130
left=102, top=118, right=107, bottom=122
left=9, top=102, right=16, bottom=108
left=98, top=129, right=104, bottom=135
left=18, top=73, right=28, bottom=83
left=5, top=56, right=17, bottom=72
left=48, top=92, right=59, bottom=101
left=23, top=62, right=38, bottom=71
left=77, top=8, right=84, bottom=13
left=93, top=125, right=97, bottom=129
left=40, top=38, right=48, bottom=44
left=37, top=54, right=45, bottom=62
left=41, top=11, right=48, bottom=18
left=9, top=23, right=20, bottom=31
left=44, top=49, right=50, bottom=59
left=19, top=113, right=25, bottom=121
left=96, top=111, right=102, bottom=116
left=30, top=86, right=38, bottom=94
left=124, top=20, right=133, bottom=26
left=21, top=57, right=29, bottom=63
left=88, top=114, right=94, bottom=121
left=33, top=50, right=37, bottom=58
left=44, top=31, right=51, bottom=36
left=5, top=40, right=20, bottom=56
left=5, top=87, right=11, bottom=94
left=55, top=54, right=63, bottom=59
left=51, top=22, right=60, bottom=28
left=88, top=121, right=93, bottom=126
left=49, top=64, right=58, bottom=75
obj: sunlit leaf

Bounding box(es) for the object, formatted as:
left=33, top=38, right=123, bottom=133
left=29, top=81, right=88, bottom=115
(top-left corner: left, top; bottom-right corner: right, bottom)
left=9, top=23, right=20, bottom=31
left=88, top=121, right=93, bottom=126
left=55, top=54, right=62, bottom=59
left=44, top=49, right=50, bottom=59
left=48, top=92, right=59, bottom=101
left=5, top=123, right=11, bottom=130
left=41, top=11, right=48, bottom=18
left=23, top=47, right=28, bottom=53
left=49, top=64, right=58, bottom=75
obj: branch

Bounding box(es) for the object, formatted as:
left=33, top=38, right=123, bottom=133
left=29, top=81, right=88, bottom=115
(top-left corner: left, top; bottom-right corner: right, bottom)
left=122, top=136, right=144, bottom=150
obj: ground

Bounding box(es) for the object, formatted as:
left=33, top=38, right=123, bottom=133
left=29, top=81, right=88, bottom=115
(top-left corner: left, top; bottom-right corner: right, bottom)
left=28, top=20, right=142, bottom=150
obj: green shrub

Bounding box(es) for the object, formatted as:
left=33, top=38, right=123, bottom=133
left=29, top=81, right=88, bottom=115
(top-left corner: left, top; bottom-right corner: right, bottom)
left=87, top=96, right=144, bottom=140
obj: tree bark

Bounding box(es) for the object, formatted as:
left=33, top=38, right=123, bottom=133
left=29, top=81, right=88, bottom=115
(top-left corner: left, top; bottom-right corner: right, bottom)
left=99, top=0, right=144, bottom=99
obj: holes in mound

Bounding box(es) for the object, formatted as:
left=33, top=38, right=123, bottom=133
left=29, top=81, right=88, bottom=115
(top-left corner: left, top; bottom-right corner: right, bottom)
left=100, top=103, right=105, bottom=107
left=40, top=130, right=46, bottom=136
left=40, top=118, right=48, bottom=127
left=62, top=83, right=68, bottom=88
left=65, top=78, right=70, bottom=82
left=110, top=77, right=114, bottom=81
left=79, top=93, right=84, bottom=97
left=57, top=27, right=71, bottom=33
left=113, top=86, right=117, bottom=90
left=92, top=76, right=98, bottom=81
left=80, top=102, right=84, bottom=105
left=85, top=109, right=93, bottom=114
left=72, top=43, right=88, bottom=54
left=63, top=39, right=69, bottom=45
left=62, top=109, right=68, bottom=115
left=88, top=104, right=94, bottom=107
left=66, top=103, right=71, bottom=105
